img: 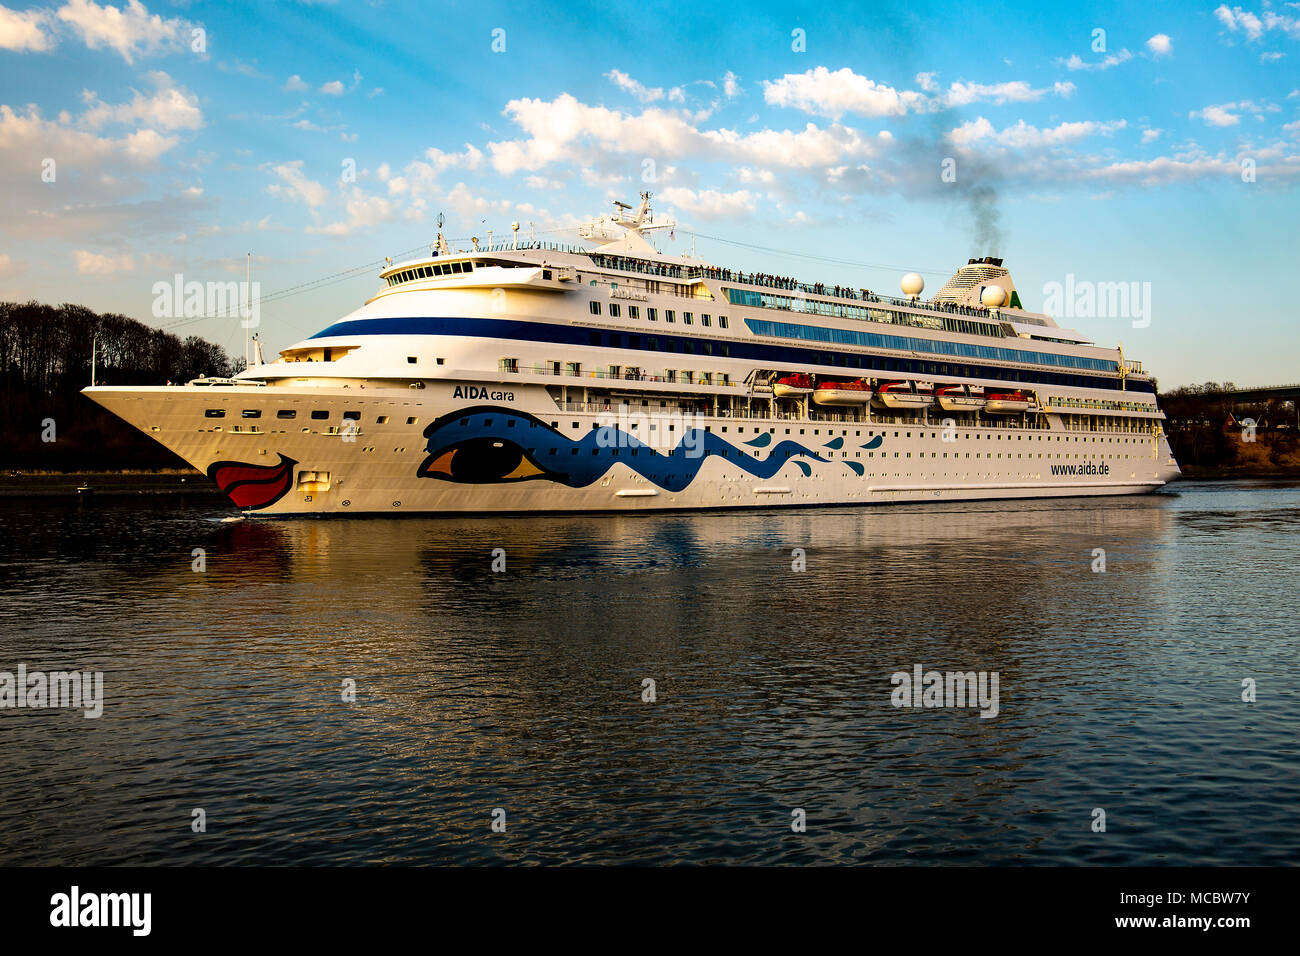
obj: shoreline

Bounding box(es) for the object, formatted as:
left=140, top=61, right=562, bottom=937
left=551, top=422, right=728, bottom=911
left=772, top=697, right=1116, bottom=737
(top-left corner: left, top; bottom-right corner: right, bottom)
left=0, top=470, right=223, bottom=497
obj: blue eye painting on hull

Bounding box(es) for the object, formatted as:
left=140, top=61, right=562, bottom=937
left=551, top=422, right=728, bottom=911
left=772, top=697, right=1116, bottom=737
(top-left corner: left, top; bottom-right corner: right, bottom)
left=417, top=406, right=848, bottom=492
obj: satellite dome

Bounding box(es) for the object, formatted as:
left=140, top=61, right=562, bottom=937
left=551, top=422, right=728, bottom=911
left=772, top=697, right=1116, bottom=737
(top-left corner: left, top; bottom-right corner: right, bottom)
left=900, top=272, right=925, bottom=297
left=980, top=285, right=1007, bottom=308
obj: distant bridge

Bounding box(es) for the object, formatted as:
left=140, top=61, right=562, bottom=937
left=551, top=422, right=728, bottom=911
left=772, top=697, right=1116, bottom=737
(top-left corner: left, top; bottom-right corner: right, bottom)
left=1221, top=383, right=1300, bottom=403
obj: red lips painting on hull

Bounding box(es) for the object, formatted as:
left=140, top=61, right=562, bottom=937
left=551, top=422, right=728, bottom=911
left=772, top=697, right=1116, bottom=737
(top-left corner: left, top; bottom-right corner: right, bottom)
left=206, top=454, right=297, bottom=510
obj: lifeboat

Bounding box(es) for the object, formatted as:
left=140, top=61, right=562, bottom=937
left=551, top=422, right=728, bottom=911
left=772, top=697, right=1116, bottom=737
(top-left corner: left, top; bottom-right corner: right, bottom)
left=772, top=373, right=813, bottom=398
left=936, top=384, right=986, bottom=412
left=812, top=379, right=873, bottom=405
left=984, top=390, right=1034, bottom=414
left=874, top=380, right=934, bottom=410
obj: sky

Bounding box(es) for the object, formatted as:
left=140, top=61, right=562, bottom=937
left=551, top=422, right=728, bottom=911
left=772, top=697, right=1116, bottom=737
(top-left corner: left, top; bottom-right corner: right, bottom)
left=0, top=0, right=1297, bottom=388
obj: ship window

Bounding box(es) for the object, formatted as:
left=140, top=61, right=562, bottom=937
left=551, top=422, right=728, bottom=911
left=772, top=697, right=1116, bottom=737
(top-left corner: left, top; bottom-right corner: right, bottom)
left=277, top=410, right=296, bottom=419
left=719, top=316, right=729, bottom=328
left=343, top=411, right=360, bottom=420
left=241, top=409, right=261, bottom=418
left=629, top=306, right=640, bottom=319
left=407, top=356, right=417, bottom=364
left=683, top=312, right=693, bottom=325
left=666, top=310, right=676, bottom=323
left=701, top=314, right=711, bottom=326
left=204, top=409, right=225, bottom=418
left=450, top=262, right=463, bottom=274
left=648, top=308, right=658, bottom=321
left=463, top=262, right=473, bottom=272
left=590, top=302, right=602, bottom=315
left=407, top=417, right=417, bottom=425
left=311, top=410, right=329, bottom=420
left=610, top=304, right=621, bottom=317
left=377, top=416, right=388, bottom=424
left=543, top=269, right=553, bottom=280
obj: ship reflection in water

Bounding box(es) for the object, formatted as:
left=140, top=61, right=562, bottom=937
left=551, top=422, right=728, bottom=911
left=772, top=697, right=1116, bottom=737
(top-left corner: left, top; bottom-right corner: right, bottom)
left=0, top=482, right=1297, bottom=865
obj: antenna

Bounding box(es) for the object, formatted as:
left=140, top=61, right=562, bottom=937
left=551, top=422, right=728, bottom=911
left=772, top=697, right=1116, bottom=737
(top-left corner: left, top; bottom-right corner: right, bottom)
left=244, top=252, right=251, bottom=367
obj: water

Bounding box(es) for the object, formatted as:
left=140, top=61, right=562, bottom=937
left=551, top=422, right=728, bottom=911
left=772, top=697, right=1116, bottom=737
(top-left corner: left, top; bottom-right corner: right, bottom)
left=0, top=482, right=1296, bottom=865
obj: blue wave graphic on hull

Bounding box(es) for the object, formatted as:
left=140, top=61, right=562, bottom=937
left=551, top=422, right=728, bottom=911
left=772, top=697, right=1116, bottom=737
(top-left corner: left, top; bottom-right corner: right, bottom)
left=418, top=406, right=839, bottom=492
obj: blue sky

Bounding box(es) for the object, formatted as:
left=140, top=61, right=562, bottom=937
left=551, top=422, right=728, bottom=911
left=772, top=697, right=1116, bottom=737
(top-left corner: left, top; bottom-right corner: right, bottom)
left=1, top=0, right=1297, bottom=387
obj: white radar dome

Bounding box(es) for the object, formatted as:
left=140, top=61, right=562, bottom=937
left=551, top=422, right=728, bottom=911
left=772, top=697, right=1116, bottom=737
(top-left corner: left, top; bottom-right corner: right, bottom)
left=980, top=285, right=1008, bottom=308
left=900, top=273, right=925, bottom=297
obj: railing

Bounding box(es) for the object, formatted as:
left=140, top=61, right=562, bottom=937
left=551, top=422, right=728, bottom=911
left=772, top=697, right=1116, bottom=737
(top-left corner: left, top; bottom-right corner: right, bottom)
left=500, top=361, right=739, bottom=387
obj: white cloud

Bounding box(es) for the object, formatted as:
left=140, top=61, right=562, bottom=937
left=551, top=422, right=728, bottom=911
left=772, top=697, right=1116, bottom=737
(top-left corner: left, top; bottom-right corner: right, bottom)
left=1260, top=51, right=1286, bottom=62
left=120, top=126, right=176, bottom=161
left=659, top=186, right=756, bottom=219
left=1062, top=49, right=1134, bottom=71
left=1189, top=100, right=1276, bottom=126
left=486, top=93, right=888, bottom=177
left=1141, top=128, right=1163, bottom=143
left=944, top=80, right=1064, bottom=107
left=0, top=4, right=54, bottom=51
left=266, top=161, right=328, bottom=207
left=762, top=66, right=926, bottom=118
left=762, top=67, right=1074, bottom=118
left=56, top=0, right=193, bottom=65
left=307, top=188, right=400, bottom=236
left=283, top=74, right=308, bottom=92
left=1214, top=4, right=1300, bottom=41
left=1146, top=33, right=1173, bottom=57
left=605, top=69, right=682, bottom=104
left=81, top=71, right=202, bottom=131
left=74, top=249, right=134, bottom=274
left=0, top=101, right=179, bottom=183
left=1215, top=4, right=1265, bottom=40
left=949, top=117, right=1126, bottom=149
left=722, top=71, right=740, bottom=98
left=319, top=80, right=344, bottom=95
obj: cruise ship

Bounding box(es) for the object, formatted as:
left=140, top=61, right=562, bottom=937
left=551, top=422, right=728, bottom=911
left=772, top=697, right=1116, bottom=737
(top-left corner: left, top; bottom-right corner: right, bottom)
left=84, top=193, right=1181, bottom=515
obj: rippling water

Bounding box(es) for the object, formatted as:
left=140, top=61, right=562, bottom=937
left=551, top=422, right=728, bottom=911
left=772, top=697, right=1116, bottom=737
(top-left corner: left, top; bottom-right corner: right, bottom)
left=0, top=482, right=1297, bottom=865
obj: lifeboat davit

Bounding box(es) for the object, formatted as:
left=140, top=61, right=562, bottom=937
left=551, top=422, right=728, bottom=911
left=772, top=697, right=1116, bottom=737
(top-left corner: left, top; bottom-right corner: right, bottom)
left=812, top=379, right=873, bottom=405
left=936, top=384, right=986, bottom=412
left=772, top=373, right=813, bottom=398
left=984, top=390, right=1034, bottom=414
left=874, top=380, right=934, bottom=410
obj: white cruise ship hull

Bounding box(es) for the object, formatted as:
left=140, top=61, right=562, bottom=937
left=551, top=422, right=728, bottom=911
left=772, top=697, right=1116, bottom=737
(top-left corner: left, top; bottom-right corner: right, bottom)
left=84, top=381, right=1181, bottom=516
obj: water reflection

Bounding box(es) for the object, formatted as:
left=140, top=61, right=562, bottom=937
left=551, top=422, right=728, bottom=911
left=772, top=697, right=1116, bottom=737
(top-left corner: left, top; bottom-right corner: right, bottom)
left=0, top=486, right=1296, bottom=864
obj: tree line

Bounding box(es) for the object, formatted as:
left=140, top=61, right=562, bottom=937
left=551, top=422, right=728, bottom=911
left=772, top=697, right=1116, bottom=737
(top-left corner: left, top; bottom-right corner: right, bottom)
left=0, top=300, right=241, bottom=470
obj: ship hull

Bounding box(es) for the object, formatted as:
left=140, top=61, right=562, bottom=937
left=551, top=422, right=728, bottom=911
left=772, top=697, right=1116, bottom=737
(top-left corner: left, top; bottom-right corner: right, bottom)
left=84, top=382, right=1182, bottom=516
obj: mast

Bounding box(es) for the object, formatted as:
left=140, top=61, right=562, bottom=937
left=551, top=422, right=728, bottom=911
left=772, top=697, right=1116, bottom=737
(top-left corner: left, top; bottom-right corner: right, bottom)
left=244, top=252, right=251, bottom=367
